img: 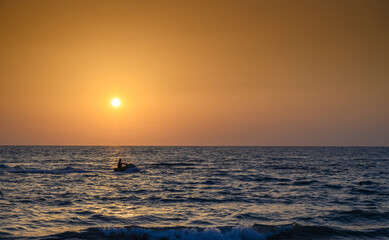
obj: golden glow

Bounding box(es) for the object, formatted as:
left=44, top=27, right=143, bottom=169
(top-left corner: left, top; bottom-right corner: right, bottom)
left=0, top=0, right=388, bottom=145
left=111, top=98, right=120, bottom=107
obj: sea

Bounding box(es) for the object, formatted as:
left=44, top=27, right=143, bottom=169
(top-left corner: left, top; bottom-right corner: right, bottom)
left=0, top=146, right=388, bottom=240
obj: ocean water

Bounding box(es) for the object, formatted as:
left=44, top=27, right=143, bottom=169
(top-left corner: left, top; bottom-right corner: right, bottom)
left=0, top=146, right=388, bottom=240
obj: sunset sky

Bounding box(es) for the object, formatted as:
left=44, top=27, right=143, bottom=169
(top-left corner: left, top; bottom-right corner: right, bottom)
left=0, top=0, right=388, bottom=146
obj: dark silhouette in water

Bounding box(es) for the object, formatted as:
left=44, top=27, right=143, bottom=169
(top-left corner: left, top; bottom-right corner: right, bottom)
left=117, top=158, right=127, bottom=168
left=115, top=158, right=135, bottom=171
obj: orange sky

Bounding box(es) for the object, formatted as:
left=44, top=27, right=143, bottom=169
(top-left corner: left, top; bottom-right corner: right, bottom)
left=0, top=0, right=388, bottom=146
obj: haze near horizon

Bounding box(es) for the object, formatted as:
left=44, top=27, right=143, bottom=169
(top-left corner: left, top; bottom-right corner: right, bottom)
left=0, top=0, right=388, bottom=146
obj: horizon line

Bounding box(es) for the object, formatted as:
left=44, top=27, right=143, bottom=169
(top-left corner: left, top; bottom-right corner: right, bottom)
left=0, top=144, right=388, bottom=147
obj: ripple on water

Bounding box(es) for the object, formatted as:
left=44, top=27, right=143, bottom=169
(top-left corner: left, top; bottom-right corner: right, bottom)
left=1, top=146, right=389, bottom=239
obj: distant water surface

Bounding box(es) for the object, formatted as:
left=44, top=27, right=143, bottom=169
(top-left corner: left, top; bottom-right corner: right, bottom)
left=0, top=146, right=388, bottom=239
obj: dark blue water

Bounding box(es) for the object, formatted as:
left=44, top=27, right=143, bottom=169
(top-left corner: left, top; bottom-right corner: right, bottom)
left=0, top=146, right=388, bottom=239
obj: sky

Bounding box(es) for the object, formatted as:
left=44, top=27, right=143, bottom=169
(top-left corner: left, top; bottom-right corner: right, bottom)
left=0, top=0, right=388, bottom=146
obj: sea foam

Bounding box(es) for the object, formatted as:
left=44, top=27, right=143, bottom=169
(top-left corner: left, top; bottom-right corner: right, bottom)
left=99, top=226, right=292, bottom=240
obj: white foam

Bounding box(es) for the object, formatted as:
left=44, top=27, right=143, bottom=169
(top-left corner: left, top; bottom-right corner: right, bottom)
left=124, top=167, right=143, bottom=173
left=99, top=226, right=284, bottom=240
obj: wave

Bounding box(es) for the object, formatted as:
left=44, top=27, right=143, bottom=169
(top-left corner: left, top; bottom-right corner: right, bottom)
left=100, top=226, right=289, bottom=240
left=284, top=224, right=389, bottom=239
left=150, top=162, right=197, bottom=168
left=113, top=167, right=144, bottom=174
left=0, top=165, right=145, bottom=174
left=293, top=180, right=319, bottom=186
left=123, top=167, right=143, bottom=173
left=0, top=165, right=91, bottom=174
left=327, top=209, right=389, bottom=222
left=23, top=223, right=389, bottom=240
left=323, top=183, right=343, bottom=189
left=40, top=225, right=292, bottom=240
left=0, top=222, right=389, bottom=240
left=255, top=176, right=291, bottom=183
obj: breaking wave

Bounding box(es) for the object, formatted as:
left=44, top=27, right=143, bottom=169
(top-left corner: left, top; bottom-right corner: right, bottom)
left=22, top=223, right=389, bottom=240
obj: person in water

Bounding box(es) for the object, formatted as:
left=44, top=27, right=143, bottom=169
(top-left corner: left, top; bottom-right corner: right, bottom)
left=117, top=158, right=128, bottom=169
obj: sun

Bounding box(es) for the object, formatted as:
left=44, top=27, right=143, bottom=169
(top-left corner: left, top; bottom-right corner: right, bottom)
left=111, top=98, right=120, bottom=107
